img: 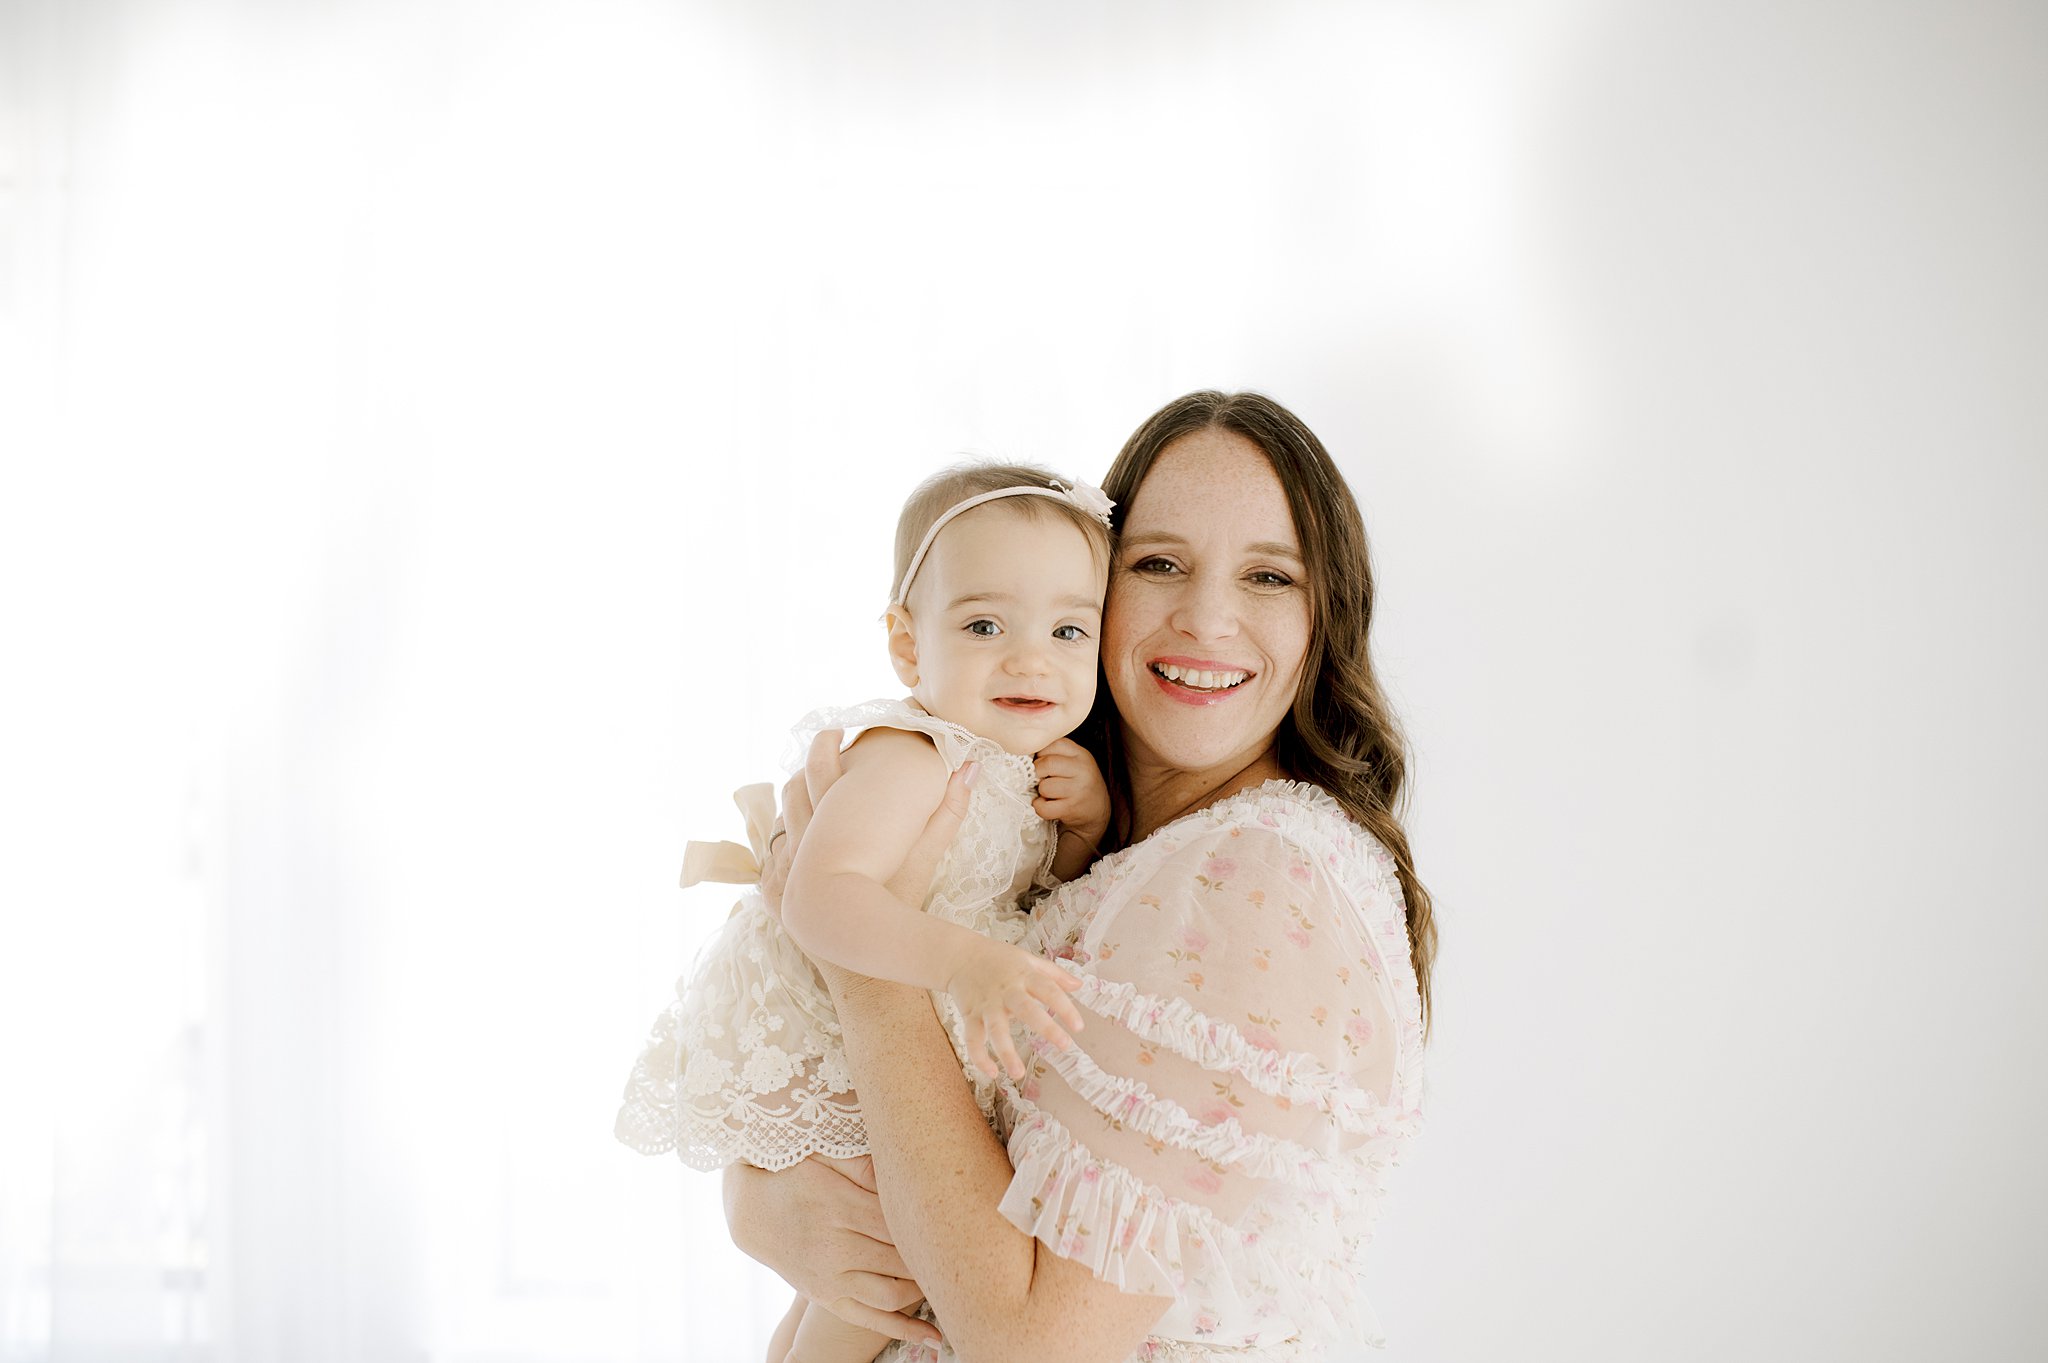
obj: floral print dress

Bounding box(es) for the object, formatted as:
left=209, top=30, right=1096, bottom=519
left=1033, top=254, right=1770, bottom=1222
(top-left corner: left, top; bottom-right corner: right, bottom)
left=881, top=780, right=1426, bottom=1362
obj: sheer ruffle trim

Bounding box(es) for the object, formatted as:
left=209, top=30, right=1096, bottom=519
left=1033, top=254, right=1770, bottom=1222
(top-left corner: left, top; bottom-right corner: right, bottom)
left=1029, top=780, right=1427, bottom=1133
left=1065, top=972, right=1417, bottom=1144
left=999, top=1107, right=1386, bottom=1349
left=1023, top=1037, right=1371, bottom=1200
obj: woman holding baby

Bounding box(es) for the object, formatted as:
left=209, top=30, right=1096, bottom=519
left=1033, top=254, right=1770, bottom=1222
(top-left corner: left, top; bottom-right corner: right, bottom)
left=729, top=390, right=1436, bottom=1363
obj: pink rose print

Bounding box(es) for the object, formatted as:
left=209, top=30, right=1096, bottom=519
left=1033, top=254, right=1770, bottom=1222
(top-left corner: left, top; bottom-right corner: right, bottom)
left=1309, top=1004, right=1328, bottom=1026
left=1346, top=1015, right=1376, bottom=1046
left=1081, top=1163, right=1101, bottom=1184
left=1019, top=1076, right=1041, bottom=1101
left=1120, top=1218, right=1143, bottom=1251
left=1203, top=856, right=1237, bottom=880
left=1245, top=888, right=1265, bottom=907
left=1285, top=926, right=1311, bottom=949
left=1059, top=1232, right=1086, bottom=1257
left=1183, top=1167, right=1223, bottom=1196
left=1287, top=863, right=1312, bottom=884
left=1179, top=926, right=1210, bottom=953
left=1201, top=1103, right=1234, bottom=1126
left=1242, top=1025, right=1280, bottom=1052
left=1194, top=1309, right=1221, bottom=1335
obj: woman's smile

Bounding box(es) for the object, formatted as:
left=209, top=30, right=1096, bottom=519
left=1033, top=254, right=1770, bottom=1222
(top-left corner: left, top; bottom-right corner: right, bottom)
left=1104, top=426, right=1311, bottom=779
left=1146, top=657, right=1255, bottom=704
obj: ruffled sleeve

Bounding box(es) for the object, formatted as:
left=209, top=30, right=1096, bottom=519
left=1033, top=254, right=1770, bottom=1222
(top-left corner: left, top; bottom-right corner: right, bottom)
left=996, top=784, right=1424, bottom=1350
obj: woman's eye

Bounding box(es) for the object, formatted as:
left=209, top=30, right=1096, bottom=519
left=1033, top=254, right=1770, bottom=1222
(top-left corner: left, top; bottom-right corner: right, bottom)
left=964, top=619, right=1001, bottom=637
left=1247, top=570, right=1294, bottom=588
left=1130, top=556, right=1181, bottom=576
left=1052, top=624, right=1090, bottom=642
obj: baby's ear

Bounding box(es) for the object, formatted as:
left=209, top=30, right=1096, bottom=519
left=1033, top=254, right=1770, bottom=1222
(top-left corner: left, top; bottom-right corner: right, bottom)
left=883, top=605, right=920, bottom=687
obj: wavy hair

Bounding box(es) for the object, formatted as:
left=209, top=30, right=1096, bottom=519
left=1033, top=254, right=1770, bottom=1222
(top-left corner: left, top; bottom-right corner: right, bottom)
left=1093, top=391, right=1437, bottom=1036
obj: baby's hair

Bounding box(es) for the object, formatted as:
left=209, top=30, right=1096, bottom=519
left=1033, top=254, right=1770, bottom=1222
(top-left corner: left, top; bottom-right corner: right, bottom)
left=890, top=461, right=1115, bottom=605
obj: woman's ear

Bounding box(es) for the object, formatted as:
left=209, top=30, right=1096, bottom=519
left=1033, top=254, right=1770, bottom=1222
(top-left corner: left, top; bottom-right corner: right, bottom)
left=884, top=606, right=920, bottom=687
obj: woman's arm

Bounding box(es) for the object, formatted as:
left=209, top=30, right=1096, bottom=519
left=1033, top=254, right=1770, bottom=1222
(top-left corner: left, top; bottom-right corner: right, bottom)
left=759, top=736, right=1166, bottom=1362
left=720, top=1154, right=940, bottom=1346
left=778, top=737, right=1167, bottom=1363
left=825, top=970, right=1169, bottom=1363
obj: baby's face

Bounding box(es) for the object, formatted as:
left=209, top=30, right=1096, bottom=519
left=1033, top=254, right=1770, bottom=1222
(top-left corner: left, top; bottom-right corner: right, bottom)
left=895, top=504, right=1106, bottom=757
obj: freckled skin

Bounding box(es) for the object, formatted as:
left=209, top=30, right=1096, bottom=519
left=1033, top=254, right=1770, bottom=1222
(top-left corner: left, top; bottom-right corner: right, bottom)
left=1104, top=429, right=1312, bottom=832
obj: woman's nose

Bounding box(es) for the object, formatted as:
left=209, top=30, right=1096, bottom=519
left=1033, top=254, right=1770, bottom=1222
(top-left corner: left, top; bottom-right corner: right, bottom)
left=1169, top=575, right=1237, bottom=641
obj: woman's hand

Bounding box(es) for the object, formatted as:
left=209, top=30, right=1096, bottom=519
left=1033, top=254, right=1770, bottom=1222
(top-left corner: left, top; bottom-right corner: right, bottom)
left=722, top=1155, right=941, bottom=1345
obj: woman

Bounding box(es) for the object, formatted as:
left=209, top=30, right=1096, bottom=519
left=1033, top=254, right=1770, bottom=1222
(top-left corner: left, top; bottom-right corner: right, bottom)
left=731, top=391, right=1437, bottom=1362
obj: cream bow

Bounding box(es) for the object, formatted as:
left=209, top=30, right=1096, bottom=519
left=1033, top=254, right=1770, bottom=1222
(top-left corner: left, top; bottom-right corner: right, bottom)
left=679, top=783, right=779, bottom=887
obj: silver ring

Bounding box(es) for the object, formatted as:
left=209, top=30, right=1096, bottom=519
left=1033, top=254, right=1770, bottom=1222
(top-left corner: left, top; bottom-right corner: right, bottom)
left=768, top=826, right=788, bottom=851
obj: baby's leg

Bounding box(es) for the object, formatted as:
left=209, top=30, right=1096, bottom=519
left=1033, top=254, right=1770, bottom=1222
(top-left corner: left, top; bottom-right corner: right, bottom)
left=782, top=1298, right=893, bottom=1363
left=766, top=1290, right=806, bottom=1363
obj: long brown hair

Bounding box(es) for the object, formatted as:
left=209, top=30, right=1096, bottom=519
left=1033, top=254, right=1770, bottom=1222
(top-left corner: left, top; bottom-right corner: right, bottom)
left=1092, top=391, right=1437, bottom=1036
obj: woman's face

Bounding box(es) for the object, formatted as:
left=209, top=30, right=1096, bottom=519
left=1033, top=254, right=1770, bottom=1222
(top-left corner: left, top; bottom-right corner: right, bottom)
left=1103, top=427, right=1313, bottom=780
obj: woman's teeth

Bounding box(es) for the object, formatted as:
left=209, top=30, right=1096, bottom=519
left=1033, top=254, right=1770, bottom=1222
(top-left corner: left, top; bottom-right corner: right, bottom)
left=1151, top=663, right=1249, bottom=691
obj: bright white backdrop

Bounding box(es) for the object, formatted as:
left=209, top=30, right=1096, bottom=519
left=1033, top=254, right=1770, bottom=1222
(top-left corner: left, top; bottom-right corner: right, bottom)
left=2, top=1, right=2044, bottom=1360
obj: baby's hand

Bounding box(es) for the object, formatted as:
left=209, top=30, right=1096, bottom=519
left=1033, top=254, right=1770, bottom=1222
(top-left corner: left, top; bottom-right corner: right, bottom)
left=1033, top=738, right=1110, bottom=848
left=943, top=937, right=1086, bottom=1079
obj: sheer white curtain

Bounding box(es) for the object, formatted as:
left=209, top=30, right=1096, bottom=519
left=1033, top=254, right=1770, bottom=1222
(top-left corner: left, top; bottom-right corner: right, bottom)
left=6, top=2, right=2046, bottom=1361
left=2, top=4, right=1512, bottom=1358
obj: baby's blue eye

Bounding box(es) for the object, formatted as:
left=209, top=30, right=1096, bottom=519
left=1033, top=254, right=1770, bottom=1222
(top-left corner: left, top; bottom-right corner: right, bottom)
left=965, top=619, right=1001, bottom=637
left=1052, top=624, right=1090, bottom=642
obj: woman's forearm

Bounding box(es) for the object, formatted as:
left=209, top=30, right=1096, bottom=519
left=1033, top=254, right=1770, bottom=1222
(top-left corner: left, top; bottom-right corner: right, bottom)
left=827, top=973, right=1165, bottom=1363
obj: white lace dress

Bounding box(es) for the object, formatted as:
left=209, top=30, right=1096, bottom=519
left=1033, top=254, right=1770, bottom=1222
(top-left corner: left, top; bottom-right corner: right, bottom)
left=615, top=698, right=1056, bottom=1171
left=878, top=781, right=1426, bottom=1363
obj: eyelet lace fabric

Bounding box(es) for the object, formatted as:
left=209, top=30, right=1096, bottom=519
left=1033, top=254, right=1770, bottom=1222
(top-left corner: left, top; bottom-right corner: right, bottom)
left=615, top=698, right=1054, bottom=1172
left=874, top=781, right=1426, bottom=1363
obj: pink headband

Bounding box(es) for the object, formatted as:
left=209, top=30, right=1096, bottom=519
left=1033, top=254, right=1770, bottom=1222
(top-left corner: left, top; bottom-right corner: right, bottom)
left=894, top=478, right=1116, bottom=606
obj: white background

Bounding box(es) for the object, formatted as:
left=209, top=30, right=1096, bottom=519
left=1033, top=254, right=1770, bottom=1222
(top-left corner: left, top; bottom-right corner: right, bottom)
left=2, top=1, right=2044, bottom=1360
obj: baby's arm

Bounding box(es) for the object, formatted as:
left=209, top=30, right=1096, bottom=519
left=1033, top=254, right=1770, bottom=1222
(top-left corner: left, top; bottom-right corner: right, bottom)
left=1033, top=738, right=1111, bottom=882
left=782, top=728, right=1085, bottom=1078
